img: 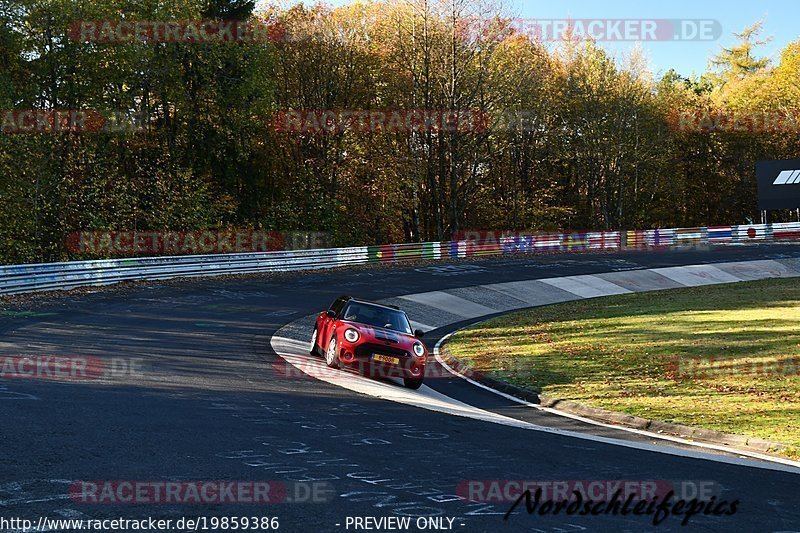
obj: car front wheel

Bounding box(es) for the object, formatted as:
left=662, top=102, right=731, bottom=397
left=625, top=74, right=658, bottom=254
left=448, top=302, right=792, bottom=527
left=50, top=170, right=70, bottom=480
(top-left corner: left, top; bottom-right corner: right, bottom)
left=325, top=337, right=340, bottom=369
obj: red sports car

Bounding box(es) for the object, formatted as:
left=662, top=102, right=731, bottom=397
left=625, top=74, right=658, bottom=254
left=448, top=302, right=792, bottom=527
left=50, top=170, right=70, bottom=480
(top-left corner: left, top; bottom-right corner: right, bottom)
left=310, top=296, right=428, bottom=389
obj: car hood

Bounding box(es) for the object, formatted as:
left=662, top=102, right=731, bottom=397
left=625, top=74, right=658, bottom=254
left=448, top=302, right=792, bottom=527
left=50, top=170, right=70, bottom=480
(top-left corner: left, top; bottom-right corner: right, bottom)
left=341, top=321, right=417, bottom=347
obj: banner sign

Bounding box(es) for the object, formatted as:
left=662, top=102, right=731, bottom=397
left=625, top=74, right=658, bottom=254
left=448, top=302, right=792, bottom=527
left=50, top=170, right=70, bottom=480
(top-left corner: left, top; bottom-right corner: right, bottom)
left=757, top=158, right=800, bottom=210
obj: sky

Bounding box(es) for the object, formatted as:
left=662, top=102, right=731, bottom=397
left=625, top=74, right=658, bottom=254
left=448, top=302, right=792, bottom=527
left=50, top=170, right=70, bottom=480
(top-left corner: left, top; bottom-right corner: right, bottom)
left=267, top=0, right=800, bottom=77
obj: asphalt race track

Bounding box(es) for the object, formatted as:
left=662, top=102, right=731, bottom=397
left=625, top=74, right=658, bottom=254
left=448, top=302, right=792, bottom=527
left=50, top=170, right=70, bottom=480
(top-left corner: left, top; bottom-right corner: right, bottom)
left=2, top=245, right=800, bottom=533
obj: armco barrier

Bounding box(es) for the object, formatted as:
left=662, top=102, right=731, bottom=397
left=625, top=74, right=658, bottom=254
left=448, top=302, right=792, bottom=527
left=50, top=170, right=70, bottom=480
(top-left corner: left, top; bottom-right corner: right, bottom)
left=0, top=223, right=798, bottom=296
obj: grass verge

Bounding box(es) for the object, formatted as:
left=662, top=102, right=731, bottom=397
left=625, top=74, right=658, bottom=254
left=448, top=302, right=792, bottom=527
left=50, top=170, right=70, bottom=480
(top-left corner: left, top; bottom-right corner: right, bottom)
left=446, top=278, right=800, bottom=458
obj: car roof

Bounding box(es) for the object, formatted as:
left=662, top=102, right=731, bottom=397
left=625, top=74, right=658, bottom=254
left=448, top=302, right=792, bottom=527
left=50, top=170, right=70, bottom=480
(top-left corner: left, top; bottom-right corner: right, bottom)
left=340, top=296, right=402, bottom=312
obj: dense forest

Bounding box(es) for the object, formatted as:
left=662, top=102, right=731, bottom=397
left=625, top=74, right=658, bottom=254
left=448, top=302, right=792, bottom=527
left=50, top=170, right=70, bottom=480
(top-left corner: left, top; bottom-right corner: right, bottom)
left=1, top=0, right=799, bottom=264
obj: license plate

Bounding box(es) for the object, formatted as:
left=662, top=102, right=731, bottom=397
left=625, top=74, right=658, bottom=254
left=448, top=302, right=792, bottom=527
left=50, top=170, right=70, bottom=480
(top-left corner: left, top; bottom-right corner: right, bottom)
left=372, top=354, right=400, bottom=365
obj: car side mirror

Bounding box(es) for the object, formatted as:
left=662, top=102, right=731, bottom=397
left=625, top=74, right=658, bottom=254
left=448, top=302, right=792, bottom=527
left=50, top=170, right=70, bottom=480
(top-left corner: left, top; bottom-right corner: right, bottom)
left=414, top=329, right=425, bottom=339
left=325, top=310, right=336, bottom=319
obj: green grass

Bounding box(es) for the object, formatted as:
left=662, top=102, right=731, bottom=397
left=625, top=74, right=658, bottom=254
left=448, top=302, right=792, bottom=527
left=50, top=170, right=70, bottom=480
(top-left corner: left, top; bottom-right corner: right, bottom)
left=446, top=278, right=800, bottom=457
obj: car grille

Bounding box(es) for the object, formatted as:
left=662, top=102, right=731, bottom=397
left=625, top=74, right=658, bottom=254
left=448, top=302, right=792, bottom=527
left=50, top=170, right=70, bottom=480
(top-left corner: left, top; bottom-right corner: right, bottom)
left=355, top=343, right=410, bottom=359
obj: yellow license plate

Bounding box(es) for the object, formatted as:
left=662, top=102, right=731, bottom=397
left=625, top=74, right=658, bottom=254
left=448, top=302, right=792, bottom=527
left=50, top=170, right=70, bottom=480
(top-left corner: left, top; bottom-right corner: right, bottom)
left=373, top=354, right=400, bottom=365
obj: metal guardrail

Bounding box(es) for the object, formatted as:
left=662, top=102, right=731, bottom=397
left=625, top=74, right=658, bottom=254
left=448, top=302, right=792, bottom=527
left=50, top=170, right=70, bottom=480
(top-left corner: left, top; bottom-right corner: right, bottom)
left=1, top=223, right=798, bottom=296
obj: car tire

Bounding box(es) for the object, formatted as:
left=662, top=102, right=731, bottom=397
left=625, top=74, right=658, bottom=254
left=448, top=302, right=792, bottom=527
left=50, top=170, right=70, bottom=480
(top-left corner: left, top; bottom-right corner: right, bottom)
left=325, top=337, right=340, bottom=369
left=310, top=327, right=320, bottom=356
left=403, top=378, right=424, bottom=390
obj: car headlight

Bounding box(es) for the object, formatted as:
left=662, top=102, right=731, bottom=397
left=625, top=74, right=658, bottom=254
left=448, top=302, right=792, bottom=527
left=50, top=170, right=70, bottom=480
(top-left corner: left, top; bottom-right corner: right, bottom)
left=413, top=343, right=425, bottom=357
left=344, top=328, right=360, bottom=343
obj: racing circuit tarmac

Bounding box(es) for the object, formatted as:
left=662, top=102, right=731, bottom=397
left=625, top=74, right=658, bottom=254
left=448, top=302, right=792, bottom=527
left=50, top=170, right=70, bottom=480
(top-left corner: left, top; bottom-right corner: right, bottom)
left=2, top=245, right=800, bottom=532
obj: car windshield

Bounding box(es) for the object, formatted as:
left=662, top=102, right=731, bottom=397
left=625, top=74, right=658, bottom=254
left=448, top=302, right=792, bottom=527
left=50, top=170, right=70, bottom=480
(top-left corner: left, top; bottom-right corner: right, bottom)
left=342, top=302, right=412, bottom=334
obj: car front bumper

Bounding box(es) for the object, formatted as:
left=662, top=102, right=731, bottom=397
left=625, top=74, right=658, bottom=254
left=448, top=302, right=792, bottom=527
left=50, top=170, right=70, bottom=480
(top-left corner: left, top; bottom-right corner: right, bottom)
left=338, top=341, right=426, bottom=380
